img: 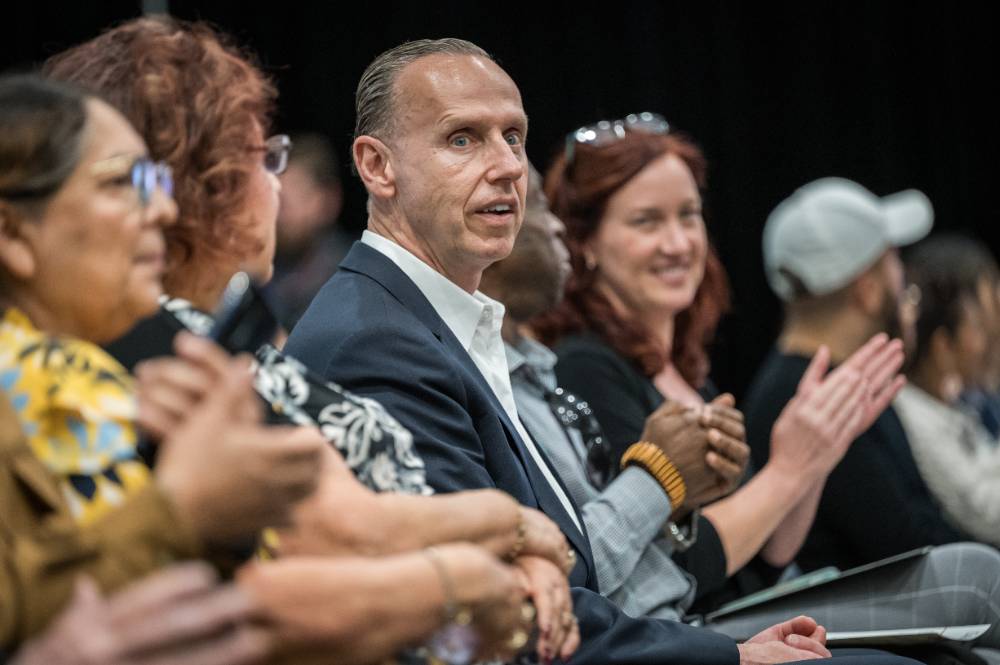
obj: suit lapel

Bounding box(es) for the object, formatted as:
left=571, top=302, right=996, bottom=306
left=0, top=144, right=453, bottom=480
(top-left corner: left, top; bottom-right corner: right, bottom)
left=340, top=243, right=594, bottom=580
left=340, top=243, right=446, bottom=340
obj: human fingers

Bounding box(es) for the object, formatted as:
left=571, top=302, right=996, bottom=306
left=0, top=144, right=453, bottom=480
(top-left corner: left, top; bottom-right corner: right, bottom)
left=558, top=611, right=580, bottom=662
left=136, top=357, right=216, bottom=403
left=649, top=400, right=689, bottom=419
left=782, top=615, right=820, bottom=639
left=515, top=557, right=569, bottom=662
left=826, top=375, right=869, bottom=437
left=136, top=382, right=203, bottom=439
left=812, top=370, right=857, bottom=418
left=865, top=375, right=907, bottom=426
left=173, top=332, right=234, bottom=383
left=543, top=571, right=573, bottom=662
left=861, top=338, right=904, bottom=391
left=839, top=333, right=890, bottom=374
left=784, top=634, right=832, bottom=659
left=795, top=345, right=830, bottom=397
left=264, top=428, right=326, bottom=496
left=705, top=428, right=750, bottom=468
left=520, top=508, right=571, bottom=574
left=178, top=360, right=257, bottom=432
left=130, top=625, right=271, bottom=665
left=705, top=450, right=744, bottom=491
left=698, top=405, right=746, bottom=441
left=113, top=584, right=258, bottom=657
left=710, top=392, right=736, bottom=408
left=106, top=563, right=218, bottom=625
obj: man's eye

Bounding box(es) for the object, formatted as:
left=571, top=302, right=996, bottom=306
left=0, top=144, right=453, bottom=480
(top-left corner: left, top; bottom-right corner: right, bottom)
left=505, top=133, right=522, bottom=146
left=452, top=136, right=470, bottom=147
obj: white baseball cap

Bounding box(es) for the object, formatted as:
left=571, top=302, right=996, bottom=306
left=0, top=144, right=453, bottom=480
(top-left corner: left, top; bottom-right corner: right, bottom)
left=763, top=177, right=934, bottom=301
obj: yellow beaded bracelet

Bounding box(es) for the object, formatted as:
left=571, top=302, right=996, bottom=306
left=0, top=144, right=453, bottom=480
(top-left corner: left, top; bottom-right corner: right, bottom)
left=620, top=441, right=687, bottom=510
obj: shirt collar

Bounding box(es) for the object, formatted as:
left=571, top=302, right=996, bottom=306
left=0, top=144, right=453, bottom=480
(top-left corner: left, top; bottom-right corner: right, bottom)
left=505, top=337, right=558, bottom=391
left=361, top=230, right=505, bottom=351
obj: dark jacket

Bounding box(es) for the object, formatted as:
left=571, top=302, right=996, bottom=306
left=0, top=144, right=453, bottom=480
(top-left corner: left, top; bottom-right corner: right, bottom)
left=285, top=241, right=741, bottom=665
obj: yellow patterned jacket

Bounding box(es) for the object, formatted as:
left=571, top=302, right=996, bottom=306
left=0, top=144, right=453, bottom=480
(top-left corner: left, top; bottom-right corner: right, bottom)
left=0, top=382, right=200, bottom=650
left=0, top=307, right=151, bottom=524
left=0, top=309, right=201, bottom=650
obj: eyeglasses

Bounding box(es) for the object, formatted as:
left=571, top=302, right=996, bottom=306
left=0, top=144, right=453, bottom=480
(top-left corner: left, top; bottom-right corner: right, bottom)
left=250, top=134, right=292, bottom=175
left=90, top=156, right=173, bottom=207
left=901, top=283, right=922, bottom=312
left=564, top=111, right=670, bottom=163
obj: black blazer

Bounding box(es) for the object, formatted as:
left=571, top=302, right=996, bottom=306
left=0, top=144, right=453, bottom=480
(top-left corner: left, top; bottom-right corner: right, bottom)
left=285, top=241, right=740, bottom=665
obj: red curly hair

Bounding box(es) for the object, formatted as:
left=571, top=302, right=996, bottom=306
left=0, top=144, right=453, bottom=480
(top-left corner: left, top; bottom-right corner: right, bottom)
left=44, top=16, right=277, bottom=298
left=533, top=130, right=730, bottom=388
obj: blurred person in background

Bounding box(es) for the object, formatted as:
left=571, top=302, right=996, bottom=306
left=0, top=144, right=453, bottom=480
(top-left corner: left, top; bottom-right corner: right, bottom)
left=744, top=177, right=966, bottom=572
left=271, top=132, right=355, bottom=330
left=894, top=234, right=1000, bottom=547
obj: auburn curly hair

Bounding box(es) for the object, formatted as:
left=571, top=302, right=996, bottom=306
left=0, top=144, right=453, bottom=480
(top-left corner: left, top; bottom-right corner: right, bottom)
left=533, top=130, right=730, bottom=388
left=44, top=16, right=277, bottom=297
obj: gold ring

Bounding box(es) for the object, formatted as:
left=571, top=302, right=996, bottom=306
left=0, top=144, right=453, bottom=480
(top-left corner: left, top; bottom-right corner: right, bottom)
left=506, top=628, right=529, bottom=650
left=562, top=610, right=575, bottom=626
left=521, top=601, right=536, bottom=623
left=565, top=547, right=577, bottom=570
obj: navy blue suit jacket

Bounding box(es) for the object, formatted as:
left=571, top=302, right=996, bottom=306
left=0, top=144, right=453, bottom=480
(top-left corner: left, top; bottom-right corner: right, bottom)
left=285, top=241, right=742, bottom=665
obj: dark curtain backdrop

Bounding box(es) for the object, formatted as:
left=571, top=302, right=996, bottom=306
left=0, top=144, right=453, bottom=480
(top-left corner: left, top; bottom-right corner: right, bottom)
left=5, top=1, right=998, bottom=398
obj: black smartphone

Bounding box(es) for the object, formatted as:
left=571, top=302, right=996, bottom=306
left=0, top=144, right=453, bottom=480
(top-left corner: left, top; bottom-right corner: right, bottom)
left=209, top=272, right=279, bottom=354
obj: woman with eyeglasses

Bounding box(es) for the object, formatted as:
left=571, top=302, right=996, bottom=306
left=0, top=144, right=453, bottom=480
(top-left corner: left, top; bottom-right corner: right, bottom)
left=46, top=17, right=581, bottom=664
left=0, top=74, right=335, bottom=660
left=533, top=117, right=909, bottom=609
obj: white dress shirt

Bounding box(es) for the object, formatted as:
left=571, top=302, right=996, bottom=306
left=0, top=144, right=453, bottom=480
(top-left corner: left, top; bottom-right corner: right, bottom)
left=361, top=230, right=583, bottom=532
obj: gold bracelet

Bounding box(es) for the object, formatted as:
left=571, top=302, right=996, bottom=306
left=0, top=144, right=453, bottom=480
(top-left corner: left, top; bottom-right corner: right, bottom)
left=620, top=441, right=687, bottom=509
left=422, top=547, right=472, bottom=626
left=505, top=502, right=526, bottom=561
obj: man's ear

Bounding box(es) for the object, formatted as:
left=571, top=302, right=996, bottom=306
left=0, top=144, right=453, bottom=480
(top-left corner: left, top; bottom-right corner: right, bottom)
left=0, top=202, right=37, bottom=280
left=852, top=267, right=885, bottom=317
left=353, top=136, right=396, bottom=200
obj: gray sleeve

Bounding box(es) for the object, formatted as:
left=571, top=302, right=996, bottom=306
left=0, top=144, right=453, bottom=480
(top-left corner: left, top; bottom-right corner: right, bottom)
left=582, top=466, right=674, bottom=595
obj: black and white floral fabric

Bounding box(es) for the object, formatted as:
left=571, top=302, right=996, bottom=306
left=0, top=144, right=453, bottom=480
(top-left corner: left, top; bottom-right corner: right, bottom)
left=161, top=297, right=433, bottom=496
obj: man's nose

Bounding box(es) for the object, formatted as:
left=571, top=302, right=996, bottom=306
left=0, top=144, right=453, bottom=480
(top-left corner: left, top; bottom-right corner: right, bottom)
left=485, top=135, right=524, bottom=183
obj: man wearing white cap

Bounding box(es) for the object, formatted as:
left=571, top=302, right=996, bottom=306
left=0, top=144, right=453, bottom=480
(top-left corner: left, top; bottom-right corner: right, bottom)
left=744, top=177, right=970, bottom=574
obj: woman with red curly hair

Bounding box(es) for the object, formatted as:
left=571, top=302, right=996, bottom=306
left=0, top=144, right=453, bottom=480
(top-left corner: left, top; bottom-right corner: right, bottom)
left=535, top=117, right=904, bottom=610
left=46, top=18, right=280, bottom=306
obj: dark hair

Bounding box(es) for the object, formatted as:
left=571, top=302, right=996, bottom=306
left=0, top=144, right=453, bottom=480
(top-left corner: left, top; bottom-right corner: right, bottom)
left=0, top=75, right=88, bottom=212
left=44, top=16, right=277, bottom=296
left=905, top=233, right=1000, bottom=370
left=533, top=129, right=730, bottom=387
left=354, top=38, right=491, bottom=142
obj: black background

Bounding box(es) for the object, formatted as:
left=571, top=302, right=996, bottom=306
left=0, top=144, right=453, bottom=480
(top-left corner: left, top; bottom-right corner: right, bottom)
left=5, top=1, right=998, bottom=399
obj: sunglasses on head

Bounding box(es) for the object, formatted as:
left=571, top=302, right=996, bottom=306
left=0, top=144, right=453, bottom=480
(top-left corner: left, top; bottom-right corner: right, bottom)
left=564, top=111, right=670, bottom=164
